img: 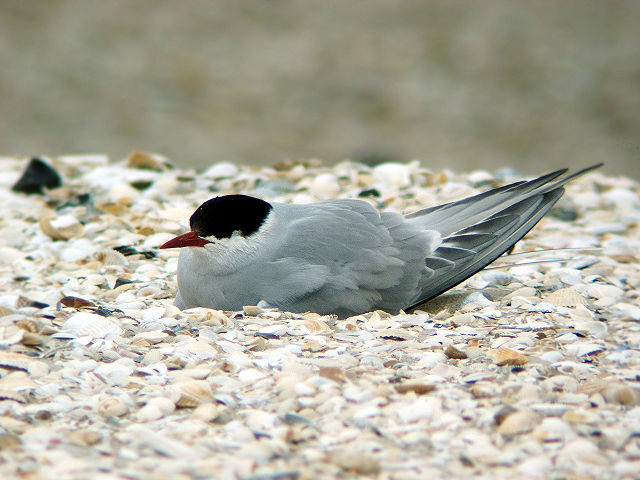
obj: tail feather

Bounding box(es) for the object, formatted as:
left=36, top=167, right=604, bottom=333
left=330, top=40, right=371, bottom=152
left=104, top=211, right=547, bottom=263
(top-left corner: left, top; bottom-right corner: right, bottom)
left=406, top=164, right=601, bottom=237
left=406, top=164, right=602, bottom=310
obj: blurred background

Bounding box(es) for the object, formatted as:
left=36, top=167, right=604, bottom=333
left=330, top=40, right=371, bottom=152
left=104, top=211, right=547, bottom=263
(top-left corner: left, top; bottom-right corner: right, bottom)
left=1, top=0, right=638, bottom=178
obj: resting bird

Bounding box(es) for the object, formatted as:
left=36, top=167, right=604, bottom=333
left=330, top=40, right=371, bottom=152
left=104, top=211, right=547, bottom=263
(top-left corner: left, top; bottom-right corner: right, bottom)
left=160, top=164, right=601, bottom=317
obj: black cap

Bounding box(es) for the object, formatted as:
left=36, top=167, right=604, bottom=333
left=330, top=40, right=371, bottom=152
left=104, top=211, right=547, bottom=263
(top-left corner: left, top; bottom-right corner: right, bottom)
left=190, top=195, right=273, bottom=239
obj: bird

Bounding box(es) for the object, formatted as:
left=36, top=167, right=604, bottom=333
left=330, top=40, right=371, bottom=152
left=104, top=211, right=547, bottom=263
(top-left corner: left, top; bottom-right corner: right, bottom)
left=160, top=164, right=601, bottom=317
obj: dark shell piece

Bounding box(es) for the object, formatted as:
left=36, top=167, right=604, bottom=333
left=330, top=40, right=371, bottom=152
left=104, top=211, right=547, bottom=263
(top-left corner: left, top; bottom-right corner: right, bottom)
left=113, top=245, right=156, bottom=259
left=12, top=157, right=62, bottom=195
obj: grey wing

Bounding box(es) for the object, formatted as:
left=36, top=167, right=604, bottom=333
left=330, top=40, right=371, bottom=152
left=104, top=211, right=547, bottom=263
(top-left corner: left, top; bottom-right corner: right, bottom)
left=261, top=200, right=437, bottom=316
left=407, top=164, right=602, bottom=309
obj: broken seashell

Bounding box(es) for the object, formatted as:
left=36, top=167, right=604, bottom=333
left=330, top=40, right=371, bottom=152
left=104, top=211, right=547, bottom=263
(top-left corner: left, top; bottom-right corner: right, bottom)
left=497, top=408, right=539, bottom=435
left=544, top=287, right=586, bottom=307
left=492, top=347, right=528, bottom=366
left=127, top=150, right=172, bottom=171
left=39, top=214, right=83, bottom=240
left=303, top=317, right=332, bottom=332
left=170, top=380, right=215, bottom=407
left=444, top=344, right=468, bottom=359
left=57, top=296, right=97, bottom=310
left=394, top=381, right=437, bottom=395
left=56, top=312, right=123, bottom=340
left=318, top=366, right=346, bottom=383
left=0, top=351, right=33, bottom=372
left=97, top=396, right=129, bottom=417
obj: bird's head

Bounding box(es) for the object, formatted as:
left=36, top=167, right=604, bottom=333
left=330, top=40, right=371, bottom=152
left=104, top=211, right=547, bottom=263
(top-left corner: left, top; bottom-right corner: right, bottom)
left=160, top=194, right=273, bottom=249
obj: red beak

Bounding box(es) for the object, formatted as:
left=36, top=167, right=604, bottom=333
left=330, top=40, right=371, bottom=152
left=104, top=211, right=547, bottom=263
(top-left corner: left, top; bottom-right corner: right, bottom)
left=160, top=231, right=212, bottom=249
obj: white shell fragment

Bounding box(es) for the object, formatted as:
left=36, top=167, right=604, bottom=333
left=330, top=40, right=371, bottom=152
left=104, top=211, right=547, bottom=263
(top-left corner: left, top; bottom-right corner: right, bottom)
left=55, top=312, right=123, bottom=341
left=0, top=154, right=638, bottom=479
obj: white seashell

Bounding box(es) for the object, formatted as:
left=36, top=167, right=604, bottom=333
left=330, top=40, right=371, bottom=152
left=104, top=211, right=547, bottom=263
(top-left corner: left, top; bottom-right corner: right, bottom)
left=545, top=287, right=585, bottom=307
left=539, top=350, right=564, bottom=363
left=140, top=306, right=165, bottom=323
left=0, top=324, right=24, bottom=347
left=136, top=396, right=175, bottom=422
left=372, top=162, right=416, bottom=187
left=109, top=183, right=139, bottom=205
left=573, top=320, right=607, bottom=338
left=169, top=379, right=214, bottom=407
left=529, top=402, right=569, bottom=417
left=203, top=162, right=238, bottom=179
left=181, top=307, right=231, bottom=326
left=497, top=409, right=539, bottom=435
left=446, top=313, right=475, bottom=325
left=0, top=371, right=37, bottom=392
left=190, top=402, right=221, bottom=422
left=133, top=331, right=169, bottom=344
left=479, top=271, right=513, bottom=286
left=510, top=295, right=537, bottom=308
left=504, top=286, right=537, bottom=299
left=394, top=397, right=440, bottom=423
left=461, top=292, right=494, bottom=307
left=556, top=332, right=579, bottom=344
left=40, top=214, right=84, bottom=240
left=540, top=375, right=579, bottom=393
left=97, top=396, right=129, bottom=417
left=125, top=425, right=194, bottom=458
left=0, top=351, right=47, bottom=376
left=143, top=232, right=175, bottom=249
left=584, top=283, right=624, bottom=300
left=461, top=372, right=496, bottom=384
left=135, top=403, right=165, bottom=422
left=258, top=324, right=287, bottom=336
left=602, top=382, right=640, bottom=406
left=96, top=248, right=129, bottom=266
left=94, top=362, right=134, bottom=386
left=308, top=173, right=340, bottom=197
left=564, top=342, right=605, bottom=357
left=243, top=305, right=264, bottom=316
left=611, top=302, right=640, bottom=321
left=237, top=368, right=266, bottom=384
left=528, top=302, right=555, bottom=313
left=602, top=187, right=640, bottom=208
left=413, top=352, right=448, bottom=369
left=243, top=409, right=278, bottom=432
left=517, top=456, right=553, bottom=477
left=172, top=340, right=219, bottom=361
left=126, top=150, right=172, bottom=171
left=215, top=339, right=244, bottom=353
left=56, top=312, right=123, bottom=340
left=532, top=417, right=572, bottom=442
left=556, top=439, right=609, bottom=467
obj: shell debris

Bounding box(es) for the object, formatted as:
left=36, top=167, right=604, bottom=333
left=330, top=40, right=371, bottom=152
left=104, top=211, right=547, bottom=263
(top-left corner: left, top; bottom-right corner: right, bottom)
left=0, top=154, right=638, bottom=479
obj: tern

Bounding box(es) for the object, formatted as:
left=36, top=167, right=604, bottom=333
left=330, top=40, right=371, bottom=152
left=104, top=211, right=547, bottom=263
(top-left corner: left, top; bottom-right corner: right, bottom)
left=160, top=164, right=601, bottom=317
